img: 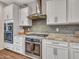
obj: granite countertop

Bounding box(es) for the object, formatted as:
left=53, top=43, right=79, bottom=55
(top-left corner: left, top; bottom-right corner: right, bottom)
left=46, top=34, right=79, bottom=43
left=66, top=37, right=79, bottom=43
left=16, top=32, right=79, bottom=43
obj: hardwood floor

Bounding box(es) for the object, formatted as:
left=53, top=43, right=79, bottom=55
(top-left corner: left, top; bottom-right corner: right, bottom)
left=0, top=49, right=31, bottom=59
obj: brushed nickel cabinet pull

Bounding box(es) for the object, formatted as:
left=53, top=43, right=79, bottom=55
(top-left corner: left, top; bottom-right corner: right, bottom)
left=52, top=42, right=59, bottom=44
left=7, top=15, right=8, bottom=19
left=53, top=48, right=58, bottom=56
left=54, top=16, right=58, bottom=22
left=22, top=21, right=24, bottom=24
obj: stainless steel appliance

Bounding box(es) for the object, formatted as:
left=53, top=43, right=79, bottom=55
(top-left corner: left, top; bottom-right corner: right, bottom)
left=25, top=35, right=45, bottom=59
left=28, top=0, right=46, bottom=20
left=4, top=20, right=13, bottom=44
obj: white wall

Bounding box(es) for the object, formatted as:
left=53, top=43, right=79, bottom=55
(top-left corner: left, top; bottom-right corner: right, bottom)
left=0, top=2, right=5, bottom=50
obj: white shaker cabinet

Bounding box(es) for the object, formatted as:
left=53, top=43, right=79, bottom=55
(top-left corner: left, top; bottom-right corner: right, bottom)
left=42, top=39, right=68, bottom=59
left=4, top=6, right=8, bottom=19
left=19, top=7, right=32, bottom=26
left=46, top=46, right=55, bottom=59
left=13, top=36, right=25, bottom=55
left=5, top=36, right=25, bottom=55
left=4, top=4, right=20, bottom=35
left=4, top=43, right=14, bottom=51
left=70, top=49, right=79, bottom=59
left=47, top=0, right=66, bottom=25
left=45, top=46, right=68, bottom=59
left=68, top=0, right=79, bottom=23
left=4, top=4, right=19, bottom=20
left=57, top=47, right=68, bottom=59
left=70, top=43, right=79, bottom=59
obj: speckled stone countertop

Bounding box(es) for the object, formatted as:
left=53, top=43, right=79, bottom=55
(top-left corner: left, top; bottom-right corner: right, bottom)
left=46, top=34, right=79, bottom=43
left=16, top=32, right=79, bottom=43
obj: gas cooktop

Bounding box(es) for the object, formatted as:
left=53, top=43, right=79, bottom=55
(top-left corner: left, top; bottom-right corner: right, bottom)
left=26, top=33, right=48, bottom=37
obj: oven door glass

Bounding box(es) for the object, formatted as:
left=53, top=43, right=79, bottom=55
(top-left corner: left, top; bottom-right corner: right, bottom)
left=25, top=42, right=40, bottom=56
left=6, top=33, right=13, bottom=44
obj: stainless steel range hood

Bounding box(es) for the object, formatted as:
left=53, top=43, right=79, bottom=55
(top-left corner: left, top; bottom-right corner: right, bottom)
left=28, top=0, right=46, bottom=20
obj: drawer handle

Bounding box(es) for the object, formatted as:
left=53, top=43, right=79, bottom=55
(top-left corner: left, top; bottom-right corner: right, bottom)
left=54, top=16, right=58, bottom=22
left=7, top=47, right=9, bottom=48
left=16, top=48, right=20, bottom=50
left=53, top=48, right=58, bottom=55
left=16, top=42, right=19, bottom=43
left=52, top=42, right=59, bottom=44
left=7, top=15, right=8, bottom=19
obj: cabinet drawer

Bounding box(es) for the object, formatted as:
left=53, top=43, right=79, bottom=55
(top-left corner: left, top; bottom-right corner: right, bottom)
left=43, top=39, right=68, bottom=47
left=14, top=36, right=24, bottom=42
left=70, top=43, right=79, bottom=49
left=5, top=43, right=14, bottom=50
left=14, top=45, right=25, bottom=54
left=14, top=36, right=25, bottom=46
left=14, top=41, right=23, bottom=46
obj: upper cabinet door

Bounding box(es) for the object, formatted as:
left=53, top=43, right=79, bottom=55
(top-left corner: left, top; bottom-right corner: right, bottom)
left=55, top=0, right=66, bottom=24
left=46, top=0, right=55, bottom=25
left=46, top=46, right=55, bottom=59
left=4, top=4, right=19, bottom=20
left=4, top=6, right=9, bottom=20
left=68, top=0, right=79, bottom=23
left=19, top=7, right=32, bottom=26
left=47, top=0, right=66, bottom=25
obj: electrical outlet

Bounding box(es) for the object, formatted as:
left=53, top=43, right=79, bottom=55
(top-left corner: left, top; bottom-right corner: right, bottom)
left=56, top=27, right=59, bottom=32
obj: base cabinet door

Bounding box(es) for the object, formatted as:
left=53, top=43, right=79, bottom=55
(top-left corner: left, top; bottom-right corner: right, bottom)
left=57, top=47, right=68, bottom=59
left=70, top=49, right=79, bottom=59
left=5, top=43, right=14, bottom=51
left=42, top=45, right=68, bottom=59
left=46, top=46, right=55, bottom=59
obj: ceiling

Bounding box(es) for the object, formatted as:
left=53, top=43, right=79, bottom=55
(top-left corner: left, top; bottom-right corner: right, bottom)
left=0, top=0, right=34, bottom=6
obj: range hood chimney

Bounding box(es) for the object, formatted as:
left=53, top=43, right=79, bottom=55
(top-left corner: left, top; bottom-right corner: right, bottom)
left=28, top=0, right=46, bottom=20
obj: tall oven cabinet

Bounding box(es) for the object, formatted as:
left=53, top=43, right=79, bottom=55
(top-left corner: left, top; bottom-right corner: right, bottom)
left=4, top=4, right=20, bottom=50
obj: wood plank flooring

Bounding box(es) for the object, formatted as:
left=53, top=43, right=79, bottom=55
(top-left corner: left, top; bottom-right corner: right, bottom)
left=0, top=49, right=31, bottom=59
